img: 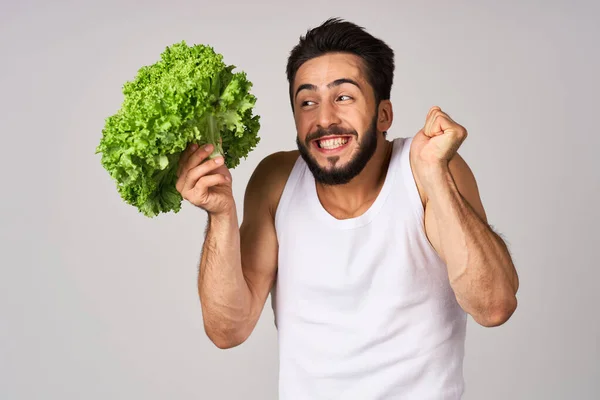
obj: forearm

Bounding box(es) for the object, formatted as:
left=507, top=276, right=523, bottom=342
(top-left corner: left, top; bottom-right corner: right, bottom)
left=423, top=165, right=518, bottom=326
left=198, top=208, right=253, bottom=347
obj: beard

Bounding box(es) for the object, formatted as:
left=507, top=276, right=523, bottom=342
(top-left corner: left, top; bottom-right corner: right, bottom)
left=296, top=115, right=379, bottom=186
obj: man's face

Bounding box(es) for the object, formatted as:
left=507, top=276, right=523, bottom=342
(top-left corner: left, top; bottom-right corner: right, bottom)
left=292, top=53, right=380, bottom=185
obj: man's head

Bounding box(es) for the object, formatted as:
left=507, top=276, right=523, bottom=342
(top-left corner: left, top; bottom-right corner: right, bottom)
left=286, top=18, right=395, bottom=185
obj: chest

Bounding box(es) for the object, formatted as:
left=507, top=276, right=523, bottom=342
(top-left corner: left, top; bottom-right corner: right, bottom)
left=275, top=212, right=447, bottom=317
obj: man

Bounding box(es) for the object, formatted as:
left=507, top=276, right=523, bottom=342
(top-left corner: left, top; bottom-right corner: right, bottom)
left=176, top=18, right=519, bottom=399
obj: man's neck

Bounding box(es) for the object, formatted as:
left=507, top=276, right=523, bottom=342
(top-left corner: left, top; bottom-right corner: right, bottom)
left=316, top=137, right=394, bottom=219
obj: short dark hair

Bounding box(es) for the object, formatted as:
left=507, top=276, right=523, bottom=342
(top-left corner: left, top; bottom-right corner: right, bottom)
left=286, top=18, right=395, bottom=110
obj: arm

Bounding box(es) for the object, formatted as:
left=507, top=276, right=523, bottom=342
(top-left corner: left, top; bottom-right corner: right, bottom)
left=421, top=153, right=519, bottom=327
left=198, top=153, right=291, bottom=348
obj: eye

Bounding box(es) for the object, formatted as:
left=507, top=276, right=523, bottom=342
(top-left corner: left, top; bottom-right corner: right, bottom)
left=301, top=100, right=316, bottom=107
left=337, top=95, right=353, bottom=102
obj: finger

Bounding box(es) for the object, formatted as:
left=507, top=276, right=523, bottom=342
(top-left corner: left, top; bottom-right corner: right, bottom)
left=426, top=108, right=459, bottom=137
left=177, top=143, right=198, bottom=177
left=437, top=109, right=457, bottom=126
left=182, top=142, right=198, bottom=164
left=195, top=173, right=230, bottom=191
left=185, top=173, right=231, bottom=203
left=431, top=115, right=459, bottom=138
left=442, top=110, right=455, bottom=123
left=179, top=144, right=215, bottom=183
left=184, top=144, right=214, bottom=172
left=425, top=109, right=443, bottom=136
left=176, top=146, right=195, bottom=192
left=425, top=114, right=444, bottom=137
left=183, top=156, right=225, bottom=193
left=426, top=106, right=441, bottom=122
left=425, top=106, right=441, bottom=129
left=176, top=144, right=210, bottom=193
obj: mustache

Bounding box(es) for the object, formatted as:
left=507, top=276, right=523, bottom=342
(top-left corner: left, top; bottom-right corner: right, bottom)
left=305, top=126, right=358, bottom=144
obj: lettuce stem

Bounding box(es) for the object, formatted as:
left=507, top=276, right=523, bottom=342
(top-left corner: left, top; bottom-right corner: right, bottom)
left=206, top=114, right=224, bottom=159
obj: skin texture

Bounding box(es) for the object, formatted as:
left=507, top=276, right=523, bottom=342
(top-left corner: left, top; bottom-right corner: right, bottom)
left=176, top=52, right=519, bottom=348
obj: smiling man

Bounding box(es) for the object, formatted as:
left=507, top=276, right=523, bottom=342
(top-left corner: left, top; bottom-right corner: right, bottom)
left=176, top=17, right=519, bottom=399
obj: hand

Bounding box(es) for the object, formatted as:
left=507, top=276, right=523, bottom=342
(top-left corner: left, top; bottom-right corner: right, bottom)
left=411, top=106, right=468, bottom=173
left=176, top=143, right=234, bottom=216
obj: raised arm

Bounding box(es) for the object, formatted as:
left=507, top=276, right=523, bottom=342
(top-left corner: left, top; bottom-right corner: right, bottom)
left=421, top=152, right=518, bottom=327
left=411, top=106, right=519, bottom=328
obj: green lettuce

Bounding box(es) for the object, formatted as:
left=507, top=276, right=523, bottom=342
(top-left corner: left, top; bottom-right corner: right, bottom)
left=96, top=41, right=260, bottom=217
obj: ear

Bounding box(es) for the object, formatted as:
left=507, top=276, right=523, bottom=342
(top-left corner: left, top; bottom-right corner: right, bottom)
left=377, top=100, right=393, bottom=133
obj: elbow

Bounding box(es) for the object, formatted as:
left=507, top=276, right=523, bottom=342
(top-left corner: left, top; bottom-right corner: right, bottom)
left=205, top=324, right=250, bottom=350
left=474, top=295, right=518, bottom=328
left=211, top=336, right=244, bottom=350
left=200, top=302, right=254, bottom=349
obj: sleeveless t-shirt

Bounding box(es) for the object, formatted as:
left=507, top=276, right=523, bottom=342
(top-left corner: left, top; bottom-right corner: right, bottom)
left=271, top=136, right=467, bottom=399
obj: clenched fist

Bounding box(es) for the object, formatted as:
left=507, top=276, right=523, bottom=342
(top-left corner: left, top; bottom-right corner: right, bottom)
left=412, top=106, right=468, bottom=167
left=176, top=143, right=234, bottom=216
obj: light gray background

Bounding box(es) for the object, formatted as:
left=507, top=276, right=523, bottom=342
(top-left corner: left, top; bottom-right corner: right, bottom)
left=1, top=0, right=598, bottom=399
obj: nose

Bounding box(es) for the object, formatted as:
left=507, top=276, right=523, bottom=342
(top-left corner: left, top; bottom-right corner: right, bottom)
left=316, top=100, right=341, bottom=129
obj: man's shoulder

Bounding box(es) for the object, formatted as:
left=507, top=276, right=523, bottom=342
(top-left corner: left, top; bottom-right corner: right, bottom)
left=253, top=150, right=299, bottom=185
left=261, top=150, right=299, bottom=172
left=245, top=150, right=300, bottom=215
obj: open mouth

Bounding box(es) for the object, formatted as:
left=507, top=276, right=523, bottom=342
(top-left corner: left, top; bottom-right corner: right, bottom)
left=313, top=136, right=353, bottom=152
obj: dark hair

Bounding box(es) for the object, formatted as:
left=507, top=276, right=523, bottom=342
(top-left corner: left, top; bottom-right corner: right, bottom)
left=286, top=18, right=395, bottom=110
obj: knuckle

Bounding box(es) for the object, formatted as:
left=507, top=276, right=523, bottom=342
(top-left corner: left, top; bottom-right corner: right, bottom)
left=190, top=166, right=205, bottom=181
left=186, top=168, right=199, bottom=183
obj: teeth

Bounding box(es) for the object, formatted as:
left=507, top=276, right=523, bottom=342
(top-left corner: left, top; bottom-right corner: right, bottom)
left=319, top=137, right=348, bottom=149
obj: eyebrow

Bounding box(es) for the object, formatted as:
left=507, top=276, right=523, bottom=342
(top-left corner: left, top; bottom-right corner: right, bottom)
left=294, top=78, right=362, bottom=101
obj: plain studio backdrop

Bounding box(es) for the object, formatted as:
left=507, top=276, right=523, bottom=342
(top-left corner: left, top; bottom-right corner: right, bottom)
left=1, top=0, right=598, bottom=399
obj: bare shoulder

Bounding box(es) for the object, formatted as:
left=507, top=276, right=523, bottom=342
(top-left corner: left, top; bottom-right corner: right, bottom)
left=244, top=150, right=299, bottom=217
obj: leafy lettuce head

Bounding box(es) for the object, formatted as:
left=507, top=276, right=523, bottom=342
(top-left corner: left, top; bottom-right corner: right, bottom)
left=96, top=41, right=260, bottom=217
